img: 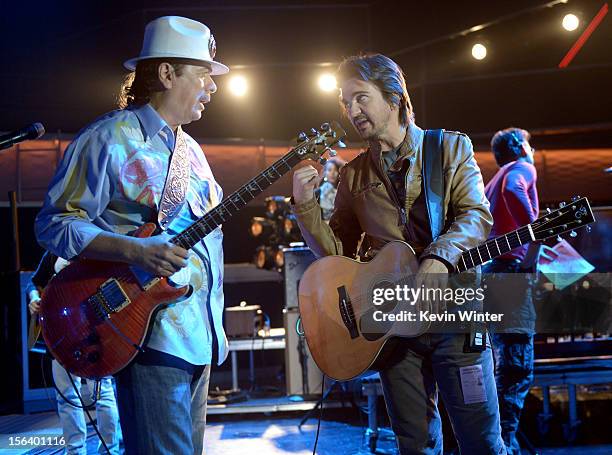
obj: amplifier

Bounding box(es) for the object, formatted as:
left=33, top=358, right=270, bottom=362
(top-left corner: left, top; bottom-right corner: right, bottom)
left=283, top=247, right=316, bottom=309
left=225, top=304, right=261, bottom=338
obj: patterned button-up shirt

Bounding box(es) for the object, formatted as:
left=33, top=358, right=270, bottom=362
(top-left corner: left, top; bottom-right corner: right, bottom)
left=35, top=103, right=228, bottom=366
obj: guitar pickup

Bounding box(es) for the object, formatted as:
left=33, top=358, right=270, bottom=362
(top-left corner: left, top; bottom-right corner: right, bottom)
left=98, top=278, right=131, bottom=313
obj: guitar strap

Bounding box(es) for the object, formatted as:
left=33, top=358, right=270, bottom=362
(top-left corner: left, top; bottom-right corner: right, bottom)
left=422, top=129, right=445, bottom=241
left=364, top=129, right=445, bottom=258
left=158, top=127, right=191, bottom=230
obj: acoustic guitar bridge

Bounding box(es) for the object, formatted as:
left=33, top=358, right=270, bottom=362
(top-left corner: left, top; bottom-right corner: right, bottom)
left=337, top=286, right=359, bottom=339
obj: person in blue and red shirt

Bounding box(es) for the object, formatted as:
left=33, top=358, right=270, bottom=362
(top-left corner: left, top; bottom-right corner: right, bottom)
left=483, top=127, right=539, bottom=455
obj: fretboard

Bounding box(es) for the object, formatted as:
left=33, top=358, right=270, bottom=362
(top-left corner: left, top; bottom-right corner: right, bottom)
left=454, top=225, right=534, bottom=273
left=169, top=147, right=306, bottom=250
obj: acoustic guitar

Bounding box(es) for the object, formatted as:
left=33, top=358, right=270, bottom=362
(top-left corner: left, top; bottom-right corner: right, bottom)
left=298, top=197, right=595, bottom=381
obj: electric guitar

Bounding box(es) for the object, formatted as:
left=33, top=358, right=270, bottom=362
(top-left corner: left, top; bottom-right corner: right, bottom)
left=39, top=122, right=346, bottom=379
left=298, top=197, right=595, bottom=381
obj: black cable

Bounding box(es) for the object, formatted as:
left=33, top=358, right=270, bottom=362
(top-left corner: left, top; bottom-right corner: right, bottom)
left=40, top=355, right=57, bottom=410
left=312, top=374, right=325, bottom=455
left=40, top=354, right=97, bottom=409
left=40, top=355, right=111, bottom=455
left=67, top=373, right=111, bottom=455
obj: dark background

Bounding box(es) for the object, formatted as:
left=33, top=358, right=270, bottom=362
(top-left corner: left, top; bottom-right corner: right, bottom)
left=1, top=0, right=610, bottom=145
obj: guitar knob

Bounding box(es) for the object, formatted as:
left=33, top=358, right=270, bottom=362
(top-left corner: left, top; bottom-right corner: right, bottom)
left=86, top=332, right=100, bottom=345
left=569, top=230, right=577, bottom=238
left=87, top=352, right=100, bottom=363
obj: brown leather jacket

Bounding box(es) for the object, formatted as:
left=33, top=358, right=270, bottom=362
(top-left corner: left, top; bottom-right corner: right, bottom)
left=292, top=122, right=492, bottom=269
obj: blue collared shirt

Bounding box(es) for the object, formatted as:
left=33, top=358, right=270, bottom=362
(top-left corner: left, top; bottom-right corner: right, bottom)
left=35, top=103, right=228, bottom=366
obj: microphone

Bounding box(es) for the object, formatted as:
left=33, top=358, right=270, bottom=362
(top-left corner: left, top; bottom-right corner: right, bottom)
left=0, top=123, right=45, bottom=150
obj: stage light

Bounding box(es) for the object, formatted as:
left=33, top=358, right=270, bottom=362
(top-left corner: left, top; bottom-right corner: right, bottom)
left=274, top=248, right=284, bottom=269
left=471, top=43, right=487, bottom=60
left=229, top=75, right=248, bottom=97
left=281, top=214, right=302, bottom=241
left=253, top=245, right=285, bottom=270
left=318, top=73, right=337, bottom=92
left=562, top=13, right=580, bottom=31
left=254, top=246, right=273, bottom=269
left=249, top=216, right=274, bottom=238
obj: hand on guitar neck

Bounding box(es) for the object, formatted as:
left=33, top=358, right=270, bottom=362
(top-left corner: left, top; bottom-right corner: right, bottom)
left=292, top=165, right=321, bottom=205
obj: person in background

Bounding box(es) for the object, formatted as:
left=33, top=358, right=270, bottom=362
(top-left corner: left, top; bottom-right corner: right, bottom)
left=315, top=157, right=346, bottom=222
left=483, top=127, right=539, bottom=455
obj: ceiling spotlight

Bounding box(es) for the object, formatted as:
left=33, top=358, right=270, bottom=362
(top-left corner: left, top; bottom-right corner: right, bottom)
left=562, top=13, right=580, bottom=31
left=229, top=75, right=248, bottom=97
left=318, top=73, right=337, bottom=92
left=471, top=43, right=487, bottom=60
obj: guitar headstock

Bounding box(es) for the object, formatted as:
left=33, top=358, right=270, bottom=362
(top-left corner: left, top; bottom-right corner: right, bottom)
left=293, top=121, right=346, bottom=164
left=531, top=196, right=595, bottom=241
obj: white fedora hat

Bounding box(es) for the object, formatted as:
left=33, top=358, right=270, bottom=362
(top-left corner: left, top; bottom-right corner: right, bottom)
left=124, top=16, right=229, bottom=75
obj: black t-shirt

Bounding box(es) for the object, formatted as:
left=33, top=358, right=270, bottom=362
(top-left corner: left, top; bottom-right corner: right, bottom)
left=382, top=147, right=433, bottom=254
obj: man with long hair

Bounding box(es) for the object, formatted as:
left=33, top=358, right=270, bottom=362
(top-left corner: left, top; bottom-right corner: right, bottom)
left=292, top=53, right=505, bottom=454
left=36, top=16, right=229, bottom=454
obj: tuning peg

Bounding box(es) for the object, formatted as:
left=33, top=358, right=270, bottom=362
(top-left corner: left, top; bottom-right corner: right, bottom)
left=336, top=140, right=347, bottom=148
left=297, top=132, right=308, bottom=142
left=571, top=195, right=581, bottom=202
left=319, top=157, right=327, bottom=165
left=559, top=201, right=566, bottom=208
left=309, top=128, right=318, bottom=137
left=328, top=149, right=337, bottom=157
left=586, top=225, right=592, bottom=233
left=556, top=235, right=563, bottom=242
left=546, top=208, right=552, bottom=214
left=320, top=122, right=330, bottom=131
left=569, top=230, right=577, bottom=238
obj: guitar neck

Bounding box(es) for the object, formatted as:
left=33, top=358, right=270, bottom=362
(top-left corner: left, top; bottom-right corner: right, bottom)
left=169, top=146, right=305, bottom=251
left=454, top=225, right=534, bottom=273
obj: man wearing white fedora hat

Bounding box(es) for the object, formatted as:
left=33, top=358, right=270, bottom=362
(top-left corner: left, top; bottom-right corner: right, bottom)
left=36, top=16, right=229, bottom=454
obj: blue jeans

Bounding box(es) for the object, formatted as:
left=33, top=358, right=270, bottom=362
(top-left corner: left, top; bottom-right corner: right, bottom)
left=492, top=333, right=534, bottom=455
left=379, top=333, right=506, bottom=455
left=52, top=360, right=121, bottom=455
left=115, top=361, right=211, bottom=455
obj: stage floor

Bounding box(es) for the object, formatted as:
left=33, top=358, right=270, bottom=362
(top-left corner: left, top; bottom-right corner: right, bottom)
left=1, top=409, right=612, bottom=455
